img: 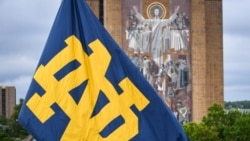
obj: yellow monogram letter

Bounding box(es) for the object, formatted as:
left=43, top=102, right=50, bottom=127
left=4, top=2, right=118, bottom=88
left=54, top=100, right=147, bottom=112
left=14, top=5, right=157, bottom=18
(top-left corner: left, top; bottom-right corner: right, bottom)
left=26, top=35, right=149, bottom=141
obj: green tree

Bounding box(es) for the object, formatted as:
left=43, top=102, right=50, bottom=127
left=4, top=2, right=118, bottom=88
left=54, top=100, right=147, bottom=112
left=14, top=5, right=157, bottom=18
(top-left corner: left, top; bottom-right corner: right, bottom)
left=183, top=122, right=218, bottom=141
left=0, top=129, right=13, bottom=141
left=0, top=116, right=13, bottom=141
left=225, top=100, right=250, bottom=109
left=183, top=103, right=250, bottom=141
left=7, top=99, right=28, bottom=139
left=232, top=113, right=250, bottom=140
left=0, top=116, right=8, bottom=126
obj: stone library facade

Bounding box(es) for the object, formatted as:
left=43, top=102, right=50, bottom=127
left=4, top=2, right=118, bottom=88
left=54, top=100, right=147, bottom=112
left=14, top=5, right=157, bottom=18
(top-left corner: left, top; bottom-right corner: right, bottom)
left=0, top=86, right=16, bottom=118
left=86, top=0, right=223, bottom=122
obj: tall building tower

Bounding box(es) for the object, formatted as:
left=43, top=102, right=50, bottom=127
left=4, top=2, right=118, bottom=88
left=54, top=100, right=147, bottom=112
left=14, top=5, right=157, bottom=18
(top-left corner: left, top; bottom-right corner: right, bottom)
left=86, top=0, right=223, bottom=122
left=191, top=0, right=223, bottom=121
left=0, top=86, right=16, bottom=118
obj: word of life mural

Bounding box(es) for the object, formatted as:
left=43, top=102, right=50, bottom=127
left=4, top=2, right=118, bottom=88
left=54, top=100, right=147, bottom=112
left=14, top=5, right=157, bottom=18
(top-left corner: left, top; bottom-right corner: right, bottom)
left=122, top=0, right=191, bottom=124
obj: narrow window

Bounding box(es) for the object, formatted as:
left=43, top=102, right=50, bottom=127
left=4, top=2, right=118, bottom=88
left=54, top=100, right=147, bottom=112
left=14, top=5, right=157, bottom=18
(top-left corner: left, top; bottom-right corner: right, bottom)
left=99, top=0, right=104, bottom=24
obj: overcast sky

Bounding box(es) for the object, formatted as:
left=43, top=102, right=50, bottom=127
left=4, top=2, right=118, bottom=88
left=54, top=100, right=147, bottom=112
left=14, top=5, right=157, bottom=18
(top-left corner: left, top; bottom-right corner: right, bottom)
left=0, top=0, right=249, bottom=103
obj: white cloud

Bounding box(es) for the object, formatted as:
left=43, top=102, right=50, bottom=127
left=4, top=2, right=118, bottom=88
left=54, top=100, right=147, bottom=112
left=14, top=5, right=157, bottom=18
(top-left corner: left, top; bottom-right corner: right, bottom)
left=222, top=1, right=250, bottom=102
left=223, top=33, right=250, bottom=91
left=224, top=85, right=250, bottom=101
left=223, top=0, right=250, bottom=36
left=0, top=55, right=37, bottom=82
left=0, top=0, right=61, bottom=103
left=223, top=34, right=250, bottom=78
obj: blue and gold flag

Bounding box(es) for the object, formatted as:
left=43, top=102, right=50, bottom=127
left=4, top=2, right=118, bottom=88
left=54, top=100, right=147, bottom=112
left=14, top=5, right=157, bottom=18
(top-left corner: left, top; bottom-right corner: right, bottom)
left=18, top=0, right=189, bottom=140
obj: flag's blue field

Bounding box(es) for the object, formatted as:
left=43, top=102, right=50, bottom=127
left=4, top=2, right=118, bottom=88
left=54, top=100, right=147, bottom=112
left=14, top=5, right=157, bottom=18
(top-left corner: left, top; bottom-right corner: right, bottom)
left=18, top=0, right=189, bottom=140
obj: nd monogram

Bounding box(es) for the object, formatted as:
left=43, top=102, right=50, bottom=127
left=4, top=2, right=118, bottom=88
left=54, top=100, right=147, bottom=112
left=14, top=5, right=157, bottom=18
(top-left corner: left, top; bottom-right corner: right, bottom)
left=26, top=35, right=149, bottom=140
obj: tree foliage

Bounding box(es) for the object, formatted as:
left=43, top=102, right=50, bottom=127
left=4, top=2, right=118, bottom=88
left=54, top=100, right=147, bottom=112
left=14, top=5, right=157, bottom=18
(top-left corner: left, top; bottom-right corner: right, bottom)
left=183, top=103, right=250, bottom=141
left=8, top=99, right=28, bottom=139
left=0, top=99, right=28, bottom=140
left=225, top=100, right=250, bottom=109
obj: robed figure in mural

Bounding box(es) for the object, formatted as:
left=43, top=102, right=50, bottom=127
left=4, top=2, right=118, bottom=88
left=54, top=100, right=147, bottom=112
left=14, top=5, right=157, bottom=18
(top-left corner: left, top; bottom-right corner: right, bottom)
left=124, top=3, right=191, bottom=124
left=132, top=5, right=180, bottom=67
